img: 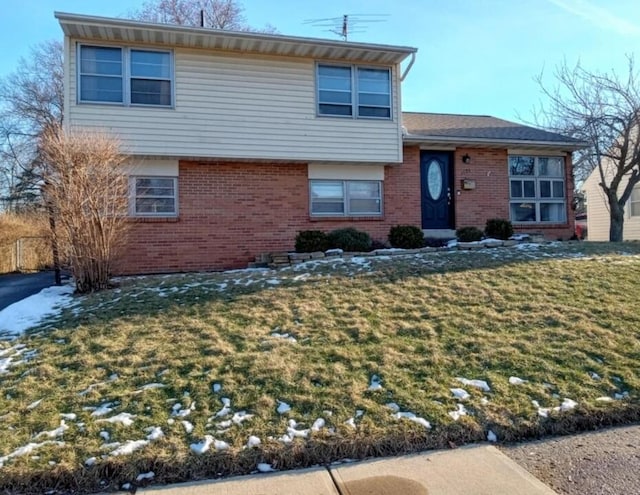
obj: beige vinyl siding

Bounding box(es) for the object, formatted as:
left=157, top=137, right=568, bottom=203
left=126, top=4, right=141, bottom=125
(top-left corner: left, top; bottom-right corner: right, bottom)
left=67, top=40, right=402, bottom=163
left=583, top=166, right=640, bottom=241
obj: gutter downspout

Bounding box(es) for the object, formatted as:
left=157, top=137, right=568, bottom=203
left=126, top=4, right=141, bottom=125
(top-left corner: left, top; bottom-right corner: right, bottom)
left=401, top=52, right=416, bottom=81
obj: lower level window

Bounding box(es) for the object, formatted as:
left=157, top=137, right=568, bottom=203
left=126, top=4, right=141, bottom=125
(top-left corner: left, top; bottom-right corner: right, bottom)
left=509, top=156, right=566, bottom=223
left=310, top=180, right=382, bottom=216
left=631, top=186, right=640, bottom=217
left=131, top=176, right=177, bottom=216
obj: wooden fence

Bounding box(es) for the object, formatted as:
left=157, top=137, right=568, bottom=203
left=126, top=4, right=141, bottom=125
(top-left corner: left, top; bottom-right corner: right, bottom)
left=0, top=237, right=52, bottom=274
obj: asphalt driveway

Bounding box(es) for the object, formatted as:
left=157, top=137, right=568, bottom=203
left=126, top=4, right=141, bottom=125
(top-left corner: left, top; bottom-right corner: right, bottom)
left=0, top=272, right=59, bottom=311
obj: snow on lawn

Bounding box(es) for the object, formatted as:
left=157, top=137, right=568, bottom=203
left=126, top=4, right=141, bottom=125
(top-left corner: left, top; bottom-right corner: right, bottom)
left=34, top=421, right=69, bottom=439
left=190, top=436, right=229, bottom=454
left=0, top=441, right=65, bottom=468
left=0, top=344, right=37, bottom=374
left=368, top=374, right=383, bottom=391
left=393, top=411, right=431, bottom=429
left=0, top=284, right=76, bottom=337
left=456, top=377, right=490, bottom=392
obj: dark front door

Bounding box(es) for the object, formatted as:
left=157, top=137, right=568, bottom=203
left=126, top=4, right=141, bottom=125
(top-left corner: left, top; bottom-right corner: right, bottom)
left=420, top=152, right=453, bottom=229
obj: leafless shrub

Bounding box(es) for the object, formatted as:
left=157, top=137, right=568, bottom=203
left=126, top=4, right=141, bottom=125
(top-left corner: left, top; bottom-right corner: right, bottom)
left=40, top=126, right=129, bottom=293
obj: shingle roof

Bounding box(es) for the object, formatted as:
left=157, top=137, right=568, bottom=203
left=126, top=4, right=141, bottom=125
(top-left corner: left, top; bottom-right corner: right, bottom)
left=402, top=112, right=582, bottom=146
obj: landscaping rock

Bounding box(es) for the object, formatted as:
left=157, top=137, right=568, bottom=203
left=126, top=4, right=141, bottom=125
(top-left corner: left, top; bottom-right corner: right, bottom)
left=325, top=248, right=343, bottom=256
left=310, top=251, right=326, bottom=259
left=503, top=240, right=518, bottom=247
left=288, top=253, right=312, bottom=261
left=457, top=242, right=483, bottom=250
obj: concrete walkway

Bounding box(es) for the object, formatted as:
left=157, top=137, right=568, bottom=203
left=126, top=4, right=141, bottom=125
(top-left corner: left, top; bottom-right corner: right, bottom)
left=139, top=445, right=557, bottom=495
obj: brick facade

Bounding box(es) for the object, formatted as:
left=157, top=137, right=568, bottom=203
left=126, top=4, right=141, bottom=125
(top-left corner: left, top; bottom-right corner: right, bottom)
left=117, top=145, right=574, bottom=274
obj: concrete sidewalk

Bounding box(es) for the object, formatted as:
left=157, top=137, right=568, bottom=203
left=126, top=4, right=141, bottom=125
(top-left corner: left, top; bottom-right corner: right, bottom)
left=140, top=445, right=557, bottom=495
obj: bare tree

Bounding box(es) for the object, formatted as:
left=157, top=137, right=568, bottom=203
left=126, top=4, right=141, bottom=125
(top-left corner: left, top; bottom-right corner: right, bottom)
left=130, top=0, right=276, bottom=32
left=535, top=58, right=640, bottom=241
left=40, top=126, right=130, bottom=293
left=0, top=40, right=63, bottom=211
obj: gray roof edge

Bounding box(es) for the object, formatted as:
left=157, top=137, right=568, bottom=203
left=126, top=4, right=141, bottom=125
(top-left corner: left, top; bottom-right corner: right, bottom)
left=402, top=134, right=588, bottom=150
left=54, top=11, right=418, bottom=55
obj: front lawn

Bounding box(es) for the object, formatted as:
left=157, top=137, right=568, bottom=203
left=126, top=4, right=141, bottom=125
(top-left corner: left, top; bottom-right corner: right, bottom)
left=1, top=242, right=639, bottom=493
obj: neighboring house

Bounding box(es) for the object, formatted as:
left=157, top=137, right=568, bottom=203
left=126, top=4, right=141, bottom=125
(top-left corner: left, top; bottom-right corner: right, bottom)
left=582, top=164, right=640, bottom=241
left=57, top=12, right=584, bottom=274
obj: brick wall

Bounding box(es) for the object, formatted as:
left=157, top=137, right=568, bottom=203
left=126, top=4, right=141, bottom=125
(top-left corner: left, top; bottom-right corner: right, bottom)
left=117, top=145, right=574, bottom=275
left=117, top=147, right=421, bottom=274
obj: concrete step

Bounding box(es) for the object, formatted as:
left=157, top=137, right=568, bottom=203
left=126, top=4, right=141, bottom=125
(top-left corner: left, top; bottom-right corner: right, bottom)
left=423, top=229, right=456, bottom=239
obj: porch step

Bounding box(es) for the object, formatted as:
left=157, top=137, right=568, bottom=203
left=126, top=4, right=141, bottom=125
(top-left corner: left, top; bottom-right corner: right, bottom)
left=423, top=229, right=456, bottom=239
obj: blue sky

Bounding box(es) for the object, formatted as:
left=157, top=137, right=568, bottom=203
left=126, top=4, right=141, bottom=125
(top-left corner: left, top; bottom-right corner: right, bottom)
left=1, top=0, right=639, bottom=121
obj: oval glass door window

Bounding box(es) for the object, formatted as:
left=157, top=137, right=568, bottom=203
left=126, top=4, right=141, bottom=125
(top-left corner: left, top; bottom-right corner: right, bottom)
left=427, top=160, right=443, bottom=200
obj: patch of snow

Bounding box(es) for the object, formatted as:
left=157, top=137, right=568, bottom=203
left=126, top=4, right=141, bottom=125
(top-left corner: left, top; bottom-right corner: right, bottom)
left=287, top=419, right=310, bottom=438
left=181, top=421, right=194, bottom=434
left=257, top=462, right=277, bottom=472
left=487, top=430, right=497, bottom=442
left=214, top=398, right=231, bottom=418
left=588, top=372, right=601, bottom=380
left=508, top=376, right=527, bottom=385
left=368, top=374, right=382, bottom=391
left=311, top=418, right=325, bottom=432
left=60, top=413, right=77, bottom=421
left=266, top=279, right=281, bottom=285
left=596, top=397, right=613, bottom=402
left=136, top=383, right=166, bottom=392
left=0, top=284, right=76, bottom=336
left=136, top=471, right=155, bottom=482
left=212, top=383, right=222, bottom=393
left=34, top=420, right=69, bottom=439
left=276, top=401, right=291, bottom=414
left=344, top=418, right=356, bottom=428
left=190, top=435, right=213, bottom=454
left=246, top=435, right=261, bottom=448
left=88, top=402, right=115, bottom=417
left=448, top=404, right=468, bottom=421
left=85, top=457, right=97, bottom=466
left=393, top=412, right=431, bottom=429
left=26, top=399, right=43, bottom=410
left=0, top=441, right=65, bottom=467
left=122, top=483, right=132, bottom=490
left=110, top=440, right=149, bottom=456
left=446, top=239, right=458, bottom=248
left=99, top=431, right=110, bottom=441
left=386, top=402, right=400, bottom=413
left=271, top=332, right=297, bottom=343
left=450, top=388, right=470, bottom=400
left=232, top=411, right=253, bottom=424
left=99, top=413, right=136, bottom=427
left=560, top=398, right=577, bottom=411
left=480, top=397, right=490, bottom=406
left=615, top=391, right=630, bottom=400
left=172, top=401, right=196, bottom=418
left=355, top=410, right=364, bottom=418
left=145, top=426, right=164, bottom=441
left=456, top=377, right=490, bottom=392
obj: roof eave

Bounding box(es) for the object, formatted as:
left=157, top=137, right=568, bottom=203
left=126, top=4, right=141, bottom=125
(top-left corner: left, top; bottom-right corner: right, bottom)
left=55, top=12, right=417, bottom=64
left=402, top=134, right=588, bottom=151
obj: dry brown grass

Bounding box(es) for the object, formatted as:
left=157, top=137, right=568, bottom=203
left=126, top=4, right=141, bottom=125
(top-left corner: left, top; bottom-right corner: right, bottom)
left=0, top=212, right=51, bottom=273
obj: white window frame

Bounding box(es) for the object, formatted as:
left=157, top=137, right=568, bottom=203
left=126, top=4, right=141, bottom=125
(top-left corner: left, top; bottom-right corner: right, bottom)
left=316, top=63, right=392, bottom=120
left=309, top=179, right=383, bottom=217
left=130, top=176, right=178, bottom=217
left=630, top=186, right=640, bottom=217
left=509, top=156, right=567, bottom=224
left=77, top=43, right=174, bottom=107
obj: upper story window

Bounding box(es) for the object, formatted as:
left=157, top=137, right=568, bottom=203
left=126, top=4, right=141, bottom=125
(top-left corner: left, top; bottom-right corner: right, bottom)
left=79, top=44, right=173, bottom=107
left=317, top=64, right=391, bottom=119
left=509, top=156, right=566, bottom=223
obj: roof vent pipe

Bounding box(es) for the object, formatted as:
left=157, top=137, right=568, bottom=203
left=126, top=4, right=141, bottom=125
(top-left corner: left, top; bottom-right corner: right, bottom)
left=200, top=10, right=205, bottom=27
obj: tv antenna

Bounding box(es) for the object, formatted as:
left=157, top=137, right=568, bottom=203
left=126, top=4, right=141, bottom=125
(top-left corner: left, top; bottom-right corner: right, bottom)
left=303, top=14, right=389, bottom=41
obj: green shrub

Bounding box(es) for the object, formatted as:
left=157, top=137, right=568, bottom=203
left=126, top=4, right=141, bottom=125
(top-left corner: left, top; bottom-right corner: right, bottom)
left=484, top=218, right=514, bottom=240
left=388, top=225, right=424, bottom=249
left=327, top=227, right=372, bottom=252
left=456, top=226, right=483, bottom=242
left=295, top=230, right=330, bottom=253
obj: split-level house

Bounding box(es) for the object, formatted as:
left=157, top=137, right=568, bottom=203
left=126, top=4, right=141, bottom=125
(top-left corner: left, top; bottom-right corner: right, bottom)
left=57, top=12, right=583, bottom=274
